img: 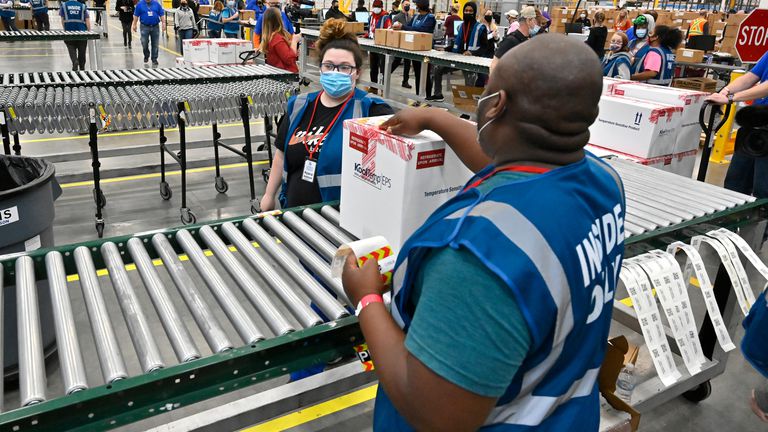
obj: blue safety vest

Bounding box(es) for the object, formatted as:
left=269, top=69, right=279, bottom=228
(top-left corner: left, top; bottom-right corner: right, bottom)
left=280, top=89, right=382, bottom=207
left=0, top=0, right=16, bottom=18
left=30, top=0, right=47, bottom=15
left=602, top=52, right=632, bottom=78
left=632, top=45, right=675, bottom=86
left=454, top=21, right=485, bottom=53
left=368, top=12, right=391, bottom=37
left=742, top=289, right=768, bottom=378
left=222, top=6, right=239, bottom=34
left=376, top=153, right=626, bottom=431
left=208, top=9, right=223, bottom=30
left=61, top=0, right=87, bottom=31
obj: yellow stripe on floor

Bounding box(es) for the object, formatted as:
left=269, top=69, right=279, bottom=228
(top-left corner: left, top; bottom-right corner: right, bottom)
left=241, top=384, right=378, bottom=432
left=60, top=160, right=269, bottom=188
left=19, top=121, right=251, bottom=143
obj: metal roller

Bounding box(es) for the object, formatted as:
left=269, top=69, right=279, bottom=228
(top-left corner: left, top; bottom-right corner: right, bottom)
left=74, top=246, right=129, bottom=384
left=242, top=218, right=349, bottom=318
left=151, top=234, right=233, bottom=354
left=301, top=208, right=354, bottom=247
left=176, top=229, right=266, bottom=344
left=199, top=226, right=295, bottom=336
left=220, top=222, right=323, bottom=328
left=16, top=256, right=46, bottom=406
left=101, top=242, right=165, bottom=373
left=281, top=211, right=337, bottom=262
left=46, top=252, right=89, bottom=395
left=320, top=205, right=341, bottom=226
left=127, top=238, right=201, bottom=363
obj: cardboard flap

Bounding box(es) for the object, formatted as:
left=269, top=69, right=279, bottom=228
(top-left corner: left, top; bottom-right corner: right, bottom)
left=599, top=336, right=641, bottom=431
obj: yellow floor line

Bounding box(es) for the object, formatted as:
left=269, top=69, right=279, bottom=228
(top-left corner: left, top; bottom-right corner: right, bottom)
left=60, top=160, right=269, bottom=188
left=241, top=384, right=378, bottom=432
left=159, top=45, right=181, bottom=56
left=20, top=121, right=252, bottom=143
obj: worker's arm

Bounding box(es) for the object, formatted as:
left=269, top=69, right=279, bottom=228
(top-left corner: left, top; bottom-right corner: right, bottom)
left=631, top=70, right=657, bottom=81
left=708, top=71, right=761, bottom=104
left=161, top=14, right=166, bottom=30
left=380, top=107, right=491, bottom=172
left=131, top=14, right=138, bottom=31
left=260, top=149, right=283, bottom=211
left=85, top=13, right=90, bottom=30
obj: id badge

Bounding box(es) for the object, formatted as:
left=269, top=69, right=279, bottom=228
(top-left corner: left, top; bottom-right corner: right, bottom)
left=302, top=158, right=317, bottom=183
left=147, top=10, right=153, bottom=16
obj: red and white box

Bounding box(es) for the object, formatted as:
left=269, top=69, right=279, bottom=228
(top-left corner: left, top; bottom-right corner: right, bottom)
left=586, top=145, right=673, bottom=171
left=602, top=77, right=631, bottom=95
left=341, top=116, right=474, bottom=251
left=189, top=61, right=218, bottom=67
left=669, top=149, right=698, bottom=178
left=209, top=39, right=241, bottom=64
left=175, top=57, right=186, bottom=68
left=182, top=39, right=211, bottom=63
left=607, top=82, right=707, bottom=154
left=589, top=95, right=683, bottom=158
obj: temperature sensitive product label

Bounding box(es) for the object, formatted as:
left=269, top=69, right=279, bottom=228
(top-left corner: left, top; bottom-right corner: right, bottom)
left=0, top=206, right=19, bottom=227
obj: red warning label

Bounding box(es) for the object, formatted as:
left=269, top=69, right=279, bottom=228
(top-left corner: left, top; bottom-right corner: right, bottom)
left=349, top=132, right=369, bottom=154
left=416, top=149, right=445, bottom=170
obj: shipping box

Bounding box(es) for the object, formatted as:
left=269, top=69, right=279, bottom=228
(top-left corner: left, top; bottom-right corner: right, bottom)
left=672, top=77, right=717, bottom=93
left=676, top=48, right=705, bottom=63
left=209, top=39, right=240, bottom=64
left=399, top=31, right=432, bottom=51
left=386, top=29, right=401, bottom=48
left=374, top=28, right=388, bottom=46
left=451, top=85, right=484, bottom=112
left=589, top=95, right=683, bottom=158
left=340, top=116, right=474, bottom=251
left=182, top=39, right=210, bottom=63
left=726, top=13, right=747, bottom=26
left=344, top=21, right=365, bottom=34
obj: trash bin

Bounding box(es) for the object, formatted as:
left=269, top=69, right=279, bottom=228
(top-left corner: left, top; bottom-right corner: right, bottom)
left=0, top=155, right=60, bottom=376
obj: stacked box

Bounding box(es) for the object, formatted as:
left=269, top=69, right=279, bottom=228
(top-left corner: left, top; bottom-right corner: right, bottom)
left=182, top=39, right=211, bottom=63
left=209, top=39, right=240, bottom=64
left=386, top=30, right=400, bottom=48
left=374, top=28, right=388, bottom=46
left=673, top=77, right=717, bottom=93
left=676, top=48, right=705, bottom=63
left=399, top=31, right=432, bottom=50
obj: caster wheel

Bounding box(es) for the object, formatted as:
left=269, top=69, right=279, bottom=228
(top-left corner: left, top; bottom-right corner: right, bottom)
left=160, top=182, right=172, bottom=200
left=683, top=381, right=711, bottom=403
left=251, top=203, right=259, bottom=214
left=93, top=190, right=107, bottom=208
left=95, top=221, right=104, bottom=238
left=214, top=176, right=229, bottom=194
left=180, top=209, right=197, bottom=225
left=262, top=168, right=270, bottom=183
left=256, top=143, right=266, bottom=152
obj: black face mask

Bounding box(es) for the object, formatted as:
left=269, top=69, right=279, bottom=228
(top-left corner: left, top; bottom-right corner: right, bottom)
left=463, top=12, right=474, bottom=22
left=484, top=15, right=492, bottom=22
left=403, top=5, right=409, bottom=11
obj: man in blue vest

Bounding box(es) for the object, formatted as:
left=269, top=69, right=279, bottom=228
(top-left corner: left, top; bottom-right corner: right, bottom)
left=392, top=0, right=435, bottom=97
left=59, top=0, right=91, bottom=71
left=29, top=0, right=50, bottom=30
left=132, top=0, right=166, bottom=66
left=0, top=0, right=19, bottom=31
left=342, top=34, right=625, bottom=431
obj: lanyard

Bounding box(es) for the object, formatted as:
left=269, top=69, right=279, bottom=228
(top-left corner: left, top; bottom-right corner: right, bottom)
left=302, top=91, right=354, bottom=160
left=462, top=23, right=471, bottom=48
left=464, top=165, right=550, bottom=191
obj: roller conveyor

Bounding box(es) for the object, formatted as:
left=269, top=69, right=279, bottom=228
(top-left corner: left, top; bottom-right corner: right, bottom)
left=0, top=30, right=100, bottom=42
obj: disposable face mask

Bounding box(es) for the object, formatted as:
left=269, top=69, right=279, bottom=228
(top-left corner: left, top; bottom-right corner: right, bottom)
left=320, top=71, right=354, bottom=98
left=403, top=5, right=409, bottom=11
left=609, top=43, right=621, bottom=51
left=636, top=28, right=647, bottom=38
left=484, top=15, right=492, bottom=22
left=372, top=7, right=381, bottom=13
left=476, top=91, right=503, bottom=144
left=580, top=13, right=585, bottom=18
left=530, top=23, right=541, bottom=36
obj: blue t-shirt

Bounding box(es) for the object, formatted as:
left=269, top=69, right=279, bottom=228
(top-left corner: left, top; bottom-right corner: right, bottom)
left=254, top=8, right=294, bottom=36
left=626, top=26, right=635, bottom=43
left=134, top=0, right=164, bottom=26
left=750, top=52, right=768, bottom=106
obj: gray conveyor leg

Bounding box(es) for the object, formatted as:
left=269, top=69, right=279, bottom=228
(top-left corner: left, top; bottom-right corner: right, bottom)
left=16, top=256, right=46, bottom=407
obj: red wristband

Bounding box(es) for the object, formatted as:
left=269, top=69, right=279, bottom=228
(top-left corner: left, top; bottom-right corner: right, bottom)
left=355, top=294, right=384, bottom=316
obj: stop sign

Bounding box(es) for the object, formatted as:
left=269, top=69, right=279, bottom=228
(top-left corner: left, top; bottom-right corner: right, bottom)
left=736, top=9, right=768, bottom=63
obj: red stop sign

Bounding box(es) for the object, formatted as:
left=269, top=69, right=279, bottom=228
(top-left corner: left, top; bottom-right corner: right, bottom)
left=736, top=9, right=768, bottom=63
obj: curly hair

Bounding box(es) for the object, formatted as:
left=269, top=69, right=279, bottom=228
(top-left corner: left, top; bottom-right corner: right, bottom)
left=653, top=25, right=684, bottom=50
left=317, top=19, right=364, bottom=69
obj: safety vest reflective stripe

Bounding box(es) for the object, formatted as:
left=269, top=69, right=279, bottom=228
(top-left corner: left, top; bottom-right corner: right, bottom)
left=689, top=18, right=705, bottom=36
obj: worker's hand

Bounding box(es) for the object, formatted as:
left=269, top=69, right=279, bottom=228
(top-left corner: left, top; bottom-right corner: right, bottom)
left=392, top=21, right=402, bottom=30
left=131, top=24, right=137, bottom=32
left=706, top=92, right=729, bottom=105
left=379, top=107, right=432, bottom=136
left=291, top=33, right=301, bottom=44
left=259, top=194, right=275, bottom=212
left=751, top=390, right=768, bottom=423
left=342, top=254, right=385, bottom=307
left=463, top=50, right=472, bottom=56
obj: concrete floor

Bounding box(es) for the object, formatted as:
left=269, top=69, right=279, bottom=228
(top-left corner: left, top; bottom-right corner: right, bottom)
left=2, top=17, right=768, bottom=432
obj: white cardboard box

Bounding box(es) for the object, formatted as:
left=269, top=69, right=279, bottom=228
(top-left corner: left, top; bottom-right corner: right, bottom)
left=608, top=82, right=707, bottom=154
left=182, top=39, right=211, bottom=63
left=669, top=149, right=698, bottom=178
left=340, top=116, right=474, bottom=252
left=209, top=39, right=240, bottom=64
left=589, top=95, right=683, bottom=158
left=175, top=56, right=186, bottom=68
left=602, top=77, right=631, bottom=95
left=585, top=144, right=673, bottom=171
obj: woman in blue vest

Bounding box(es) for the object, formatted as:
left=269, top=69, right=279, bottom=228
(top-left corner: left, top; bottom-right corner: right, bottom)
left=220, top=0, right=239, bottom=37
left=631, top=25, right=682, bottom=86
left=59, top=0, right=91, bottom=71
left=602, top=31, right=631, bottom=79
left=260, top=19, right=394, bottom=211
left=0, top=0, right=19, bottom=31
left=207, top=0, right=223, bottom=37
left=29, top=0, right=50, bottom=30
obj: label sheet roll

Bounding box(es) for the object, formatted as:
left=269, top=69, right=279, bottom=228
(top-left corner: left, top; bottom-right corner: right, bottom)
left=331, top=236, right=396, bottom=286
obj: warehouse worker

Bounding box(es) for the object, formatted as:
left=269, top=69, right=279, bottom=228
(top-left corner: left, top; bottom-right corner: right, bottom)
left=505, top=9, right=518, bottom=35
left=389, top=1, right=413, bottom=89
left=631, top=25, right=682, bottom=86
left=253, top=0, right=294, bottom=46
left=132, top=0, right=166, bottom=66
left=602, top=31, right=631, bottom=79
left=342, top=34, right=625, bottom=432
left=392, top=0, right=435, bottom=97
left=686, top=10, right=709, bottom=40
left=259, top=19, right=393, bottom=211
left=627, top=14, right=652, bottom=57
left=29, top=0, right=50, bottom=31
left=324, top=0, right=348, bottom=20
left=60, top=0, right=91, bottom=71
left=221, top=0, right=239, bottom=37
left=175, top=0, right=195, bottom=53
left=207, top=0, right=224, bottom=37
left=0, top=0, right=19, bottom=31
left=707, top=50, right=768, bottom=198
left=116, top=0, right=135, bottom=47
left=613, top=8, right=631, bottom=32
left=365, top=0, right=391, bottom=95
left=490, top=6, right=542, bottom=73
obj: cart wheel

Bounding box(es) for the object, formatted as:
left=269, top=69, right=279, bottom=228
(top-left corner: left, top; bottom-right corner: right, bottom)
left=682, top=381, right=712, bottom=403
left=93, top=190, right=107, bottom=208
left=215, top=176, right=229, bottom=194
left=95, top=221, right=104, bottom=238
left=180, top=208, right=197, bottom=225
left=251, top=203, right=259, bottom=214
left=262, top=168, right=270, bottom=183
left=160, top=182, right=172, bottom=200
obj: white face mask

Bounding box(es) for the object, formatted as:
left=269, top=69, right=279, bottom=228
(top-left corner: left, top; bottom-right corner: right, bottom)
left=372, top=7, right=381, bottom=13
left=580, top=13, right=585, bottom=18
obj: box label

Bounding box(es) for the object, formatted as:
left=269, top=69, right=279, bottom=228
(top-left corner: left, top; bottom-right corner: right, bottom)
left=349, top=131, right=369, bottom=154
left=416, top=148, right=446, bottom=170
left=0, top=206, right=19, bottom=227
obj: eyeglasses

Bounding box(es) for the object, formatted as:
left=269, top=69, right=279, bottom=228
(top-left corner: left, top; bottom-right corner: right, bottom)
left=320, top=63, right=357, bottom=75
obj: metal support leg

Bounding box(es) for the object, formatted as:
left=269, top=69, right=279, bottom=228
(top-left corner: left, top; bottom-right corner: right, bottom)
left=159, top=123, right=172, bottom=200
left=88, top=106, right=105, bottom=238
left=299, top=35, right=308, bottom=77
left=262, top=115, right=274, bottom=183
left=177, top=102, right=195, bottom=225
left=212, top=118, right=228, bottom=194
left=0, top=111, right=10, bottom=155
left=383, top=53, right=394, bottom=100
left=240, top=95, right=257, bottom=213
left=419, top=59, right=428, bottom=100
left=12, top=131, right=20, bottom=155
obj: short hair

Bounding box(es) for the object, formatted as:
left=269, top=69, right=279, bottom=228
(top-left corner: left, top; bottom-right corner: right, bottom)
left=594, top=11, right=605, bottom=23
left=614, top=31, right=629, bottom=51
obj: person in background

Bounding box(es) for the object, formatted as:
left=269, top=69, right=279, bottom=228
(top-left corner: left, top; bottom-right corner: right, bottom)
left=614, top=8, right=631, bottom=32
left=585, top=11, right=607, bottom=59
left=260, top=19, right=393, bottom=211
left=505, top=9, right=519, bottom=35
left=365, top=0, right=392, bottom=95
left=116, top=0, right=135, bottom=46
left=428, top=1, right=485, bottom=102
left=253, top=0, right=294, bottom=46
left=60, top=0, right=90, bottom=70
left=132, top=0, right=166, bottom=65
left=261, top=6, right=300, bottom=72
left=93, top=0, right=106, bottom=26
left=627, top=14, right=651, bottom=57
left=207, top=0, right=224, bottom=37
left=393, top=0, right=435, bottom=97
left=221, top=0, right=239, bottom=37
left=644, top=9, right=658, bottom=23
left=28, top=0, right=50, bottom=30
left=575, top=9, right=591, bottom=27
left=245, top=0, right=266, bottom=16
left=687, top=9, right=709, bottom=41
left=443, top=5, right=459, bottom=48
left=482, top=9, right=499, bottom=46
left=391, top=0, right=413, bottom=89
left=175, top=0, right=195, bottom=53
left=389, top=0, right=399, bottom=16
left=707, top=50, right=768, bottom=198
left=325, top=0, right=348, bottom=20
left=602, top=31, right=631, bottom=79
left=631, top=25, right=682, bottom=86
left=343, top=34, right=625, bottom=432
left=356, top=0, right=368, bottom=12
left=491, top=6, right=541, bottom=72
left=0, top=0, right=19, bottom=31
left=540, top=10, right=550, bottom=33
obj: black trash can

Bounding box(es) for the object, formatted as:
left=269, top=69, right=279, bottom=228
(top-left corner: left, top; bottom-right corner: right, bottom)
left=0, top=155, right=60, bottom=376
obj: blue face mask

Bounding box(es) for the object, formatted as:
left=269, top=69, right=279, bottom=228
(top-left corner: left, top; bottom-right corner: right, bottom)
left=320, top=72, right=354, bottom=98
left=636, top=28, right=647, bottom=39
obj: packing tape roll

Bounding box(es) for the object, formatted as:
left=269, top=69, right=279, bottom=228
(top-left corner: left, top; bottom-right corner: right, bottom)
left=331, top=236, right=396, bottom=286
